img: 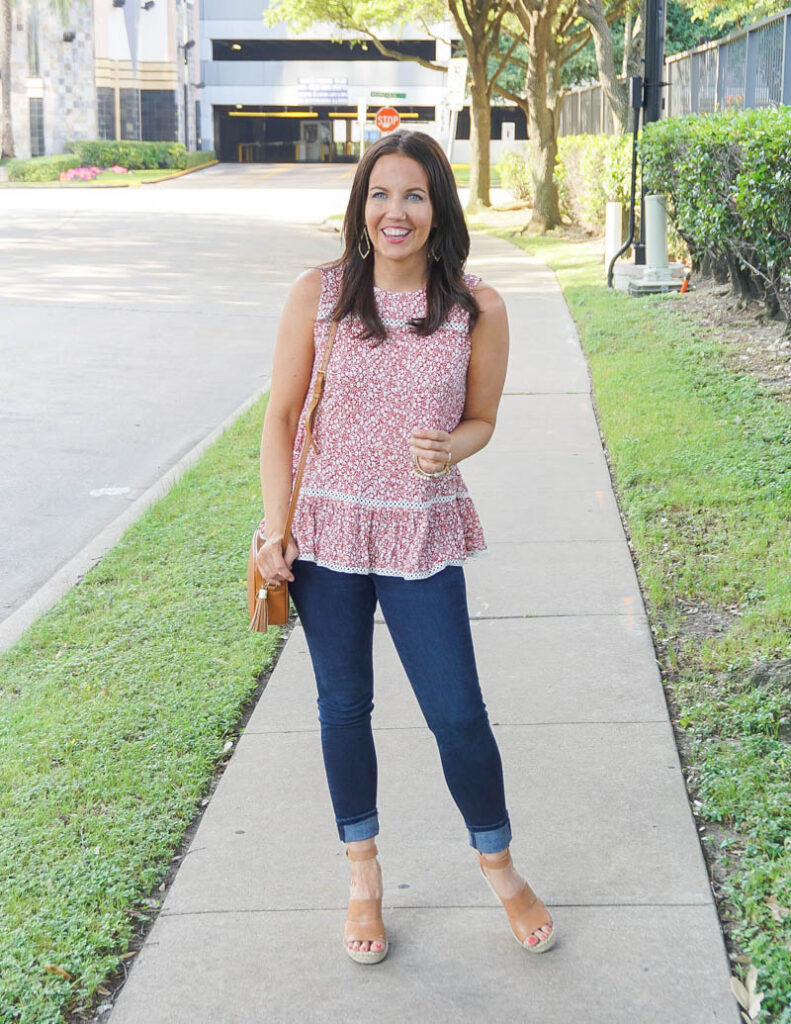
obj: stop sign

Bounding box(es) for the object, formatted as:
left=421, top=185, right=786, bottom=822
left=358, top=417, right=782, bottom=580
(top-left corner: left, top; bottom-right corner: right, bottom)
left=375, top=107, right=401, bottom=133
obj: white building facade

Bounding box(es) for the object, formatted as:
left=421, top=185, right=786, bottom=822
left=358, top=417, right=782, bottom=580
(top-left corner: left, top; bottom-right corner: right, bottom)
left=199, top=0, right=526, bottom=163
left=2, top=0, right=201, bottom=161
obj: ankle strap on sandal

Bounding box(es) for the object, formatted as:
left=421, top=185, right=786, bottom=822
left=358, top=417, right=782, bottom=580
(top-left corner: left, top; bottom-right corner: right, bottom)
left=347, top=842, right=378, bottom=861
left=478, top=848, right=512, bottom=869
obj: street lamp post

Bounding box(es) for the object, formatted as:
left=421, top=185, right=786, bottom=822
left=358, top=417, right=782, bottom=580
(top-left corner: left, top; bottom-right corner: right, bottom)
left=634, top=0, right=667, bottom=264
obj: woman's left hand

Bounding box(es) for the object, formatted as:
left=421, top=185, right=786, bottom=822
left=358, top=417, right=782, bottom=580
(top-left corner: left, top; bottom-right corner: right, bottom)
left=410, top=428, right=453, bottom=475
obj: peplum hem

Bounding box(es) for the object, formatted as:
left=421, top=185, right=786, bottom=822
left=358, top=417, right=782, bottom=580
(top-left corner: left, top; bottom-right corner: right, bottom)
left=287, top=491, right=487, bottom=580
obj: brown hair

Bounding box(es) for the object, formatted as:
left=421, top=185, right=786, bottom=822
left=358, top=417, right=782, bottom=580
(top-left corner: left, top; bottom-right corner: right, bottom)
left=328, top=130, right=479, bottom=341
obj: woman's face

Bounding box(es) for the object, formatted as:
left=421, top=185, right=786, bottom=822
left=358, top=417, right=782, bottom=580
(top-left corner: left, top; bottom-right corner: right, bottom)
left=363, top=153, right=435, bottom=265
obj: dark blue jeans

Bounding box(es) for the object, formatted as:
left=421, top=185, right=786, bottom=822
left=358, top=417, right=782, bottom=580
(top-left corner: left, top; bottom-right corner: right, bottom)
left=288, top=559, right=512, bottom=853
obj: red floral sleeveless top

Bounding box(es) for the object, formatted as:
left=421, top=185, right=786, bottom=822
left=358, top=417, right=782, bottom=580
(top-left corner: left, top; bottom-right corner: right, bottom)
left=264, top=263, right=487, bottom=580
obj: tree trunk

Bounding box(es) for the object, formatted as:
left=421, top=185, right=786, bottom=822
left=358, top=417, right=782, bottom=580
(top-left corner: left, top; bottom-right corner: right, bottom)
left=1, top=0, right=15, bottom=159
left=466, top=51, right=491, bottom=212
left=622, top=7, right=644, bottom=78
left=577, top=0, right=629, bottom=132
left=518, top=1, right=562, bottom=232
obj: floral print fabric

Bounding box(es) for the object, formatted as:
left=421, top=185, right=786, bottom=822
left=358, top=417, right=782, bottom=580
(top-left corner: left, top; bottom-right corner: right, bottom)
left=268, top=263, right=488, bottom=580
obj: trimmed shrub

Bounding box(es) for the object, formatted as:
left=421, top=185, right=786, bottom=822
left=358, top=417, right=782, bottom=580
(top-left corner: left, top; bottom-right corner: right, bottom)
left=556, top=134, right=633, bottom=231
left=185, top=150, right=217, bottom=169
left=6, top=153, right=81, bottom=181
left=496, top=148, right=532, bottom=202
left=641, top=107, right=791, bottom=322
left=65, top=140, right=189, bottom=170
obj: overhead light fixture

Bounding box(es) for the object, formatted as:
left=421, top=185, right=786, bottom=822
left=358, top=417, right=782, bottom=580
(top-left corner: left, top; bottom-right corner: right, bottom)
left=229, top=111, right=318, bottom=118
left=231, top=43, right=242, bottom=50
left=235, top=104, right=243, bottom=109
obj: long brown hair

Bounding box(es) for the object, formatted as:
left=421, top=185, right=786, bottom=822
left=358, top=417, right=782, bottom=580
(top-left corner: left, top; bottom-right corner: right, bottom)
left=329, top=130, right=479, bottom=341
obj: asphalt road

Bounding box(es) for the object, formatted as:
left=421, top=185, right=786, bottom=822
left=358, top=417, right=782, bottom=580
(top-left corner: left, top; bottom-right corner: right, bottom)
left=0, top=165, right=347, bottom=635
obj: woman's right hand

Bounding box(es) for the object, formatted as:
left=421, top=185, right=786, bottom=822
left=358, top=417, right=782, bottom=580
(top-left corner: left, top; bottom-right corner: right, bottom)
left=255, top=532, right=299, bottom=585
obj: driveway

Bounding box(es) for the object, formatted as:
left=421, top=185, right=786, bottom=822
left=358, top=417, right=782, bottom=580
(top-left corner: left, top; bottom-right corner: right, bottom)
left=0, top=167, right=345, bottom=641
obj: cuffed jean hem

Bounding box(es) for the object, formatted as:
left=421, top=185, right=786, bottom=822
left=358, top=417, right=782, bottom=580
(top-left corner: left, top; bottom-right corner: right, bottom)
left=337, top=812, right=380, bottom=843
left=467, top=817, right=512, bottom=854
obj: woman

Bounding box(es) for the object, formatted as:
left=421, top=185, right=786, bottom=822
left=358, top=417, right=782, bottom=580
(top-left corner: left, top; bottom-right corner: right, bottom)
left=256, top=130, right=555, bottom=964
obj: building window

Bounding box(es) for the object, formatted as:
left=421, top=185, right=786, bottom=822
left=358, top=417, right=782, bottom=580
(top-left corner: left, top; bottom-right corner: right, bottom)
left=97, top=88, right=116, bottom=140
left=121, top=89, right=141, bottom=140
left=29, top=97, right=45, bottom=156
left=27, top=7, right=40, bottom=76
left=141, top=90, right=177, bottom=141
left=195, top=100, right=201, bottom=148
left=212, top=39, right=437, bottom=61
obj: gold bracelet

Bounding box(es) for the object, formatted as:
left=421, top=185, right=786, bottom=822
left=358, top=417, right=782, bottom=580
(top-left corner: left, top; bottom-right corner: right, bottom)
left=411, top=452, right=451, bottom=478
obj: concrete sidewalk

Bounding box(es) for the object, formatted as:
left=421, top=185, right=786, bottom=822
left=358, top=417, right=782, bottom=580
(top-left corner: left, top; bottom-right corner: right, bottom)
left=107, top=233, right=740, bottom=1024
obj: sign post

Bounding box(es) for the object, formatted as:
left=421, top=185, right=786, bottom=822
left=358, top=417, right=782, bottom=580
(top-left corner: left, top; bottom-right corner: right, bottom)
left=357, top=96, right=367, bottom=157
left=445, top=56, right=467, bottom=161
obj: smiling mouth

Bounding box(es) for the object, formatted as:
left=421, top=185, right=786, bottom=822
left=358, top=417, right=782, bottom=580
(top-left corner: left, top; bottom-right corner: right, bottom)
left=381, top=227, right=411, bottom=238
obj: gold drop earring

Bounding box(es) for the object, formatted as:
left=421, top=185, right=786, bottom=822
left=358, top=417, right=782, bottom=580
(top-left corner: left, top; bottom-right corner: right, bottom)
left=358, top=227, right=372, bottom=260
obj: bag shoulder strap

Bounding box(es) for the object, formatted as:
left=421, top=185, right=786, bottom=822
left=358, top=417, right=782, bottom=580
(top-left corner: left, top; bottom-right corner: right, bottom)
left=281, top=319, right=339, bottom=553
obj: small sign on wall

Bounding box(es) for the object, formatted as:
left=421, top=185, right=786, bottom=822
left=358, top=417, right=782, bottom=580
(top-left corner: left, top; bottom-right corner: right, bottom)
left=502, top=122, right=516, bottom=143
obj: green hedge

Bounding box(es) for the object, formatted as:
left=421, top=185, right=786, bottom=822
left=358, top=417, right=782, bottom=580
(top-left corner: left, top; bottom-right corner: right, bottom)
left=556, top=134, right=632, bottom=231
left=5, top=154, right=81, bottom=182
left=65, top=140, right=189, bottom=170
left=184, top=150, right=216, bottom=169
left=3, top=146, right=215, bottom=184
left=641, top=107, right=791, bottom=322
left=495, top=149, right=532, bottom=202
left=496, top=137, right=632, bottom=232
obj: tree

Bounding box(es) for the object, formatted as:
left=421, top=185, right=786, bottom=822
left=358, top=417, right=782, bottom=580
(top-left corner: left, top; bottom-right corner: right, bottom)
left=491, top=0, right=634, bottom=229
left=264, top=0, right=523, bottom=210
left=678, top=0, right=786, bottom=30
left=575, top=0, right=632, bottom=131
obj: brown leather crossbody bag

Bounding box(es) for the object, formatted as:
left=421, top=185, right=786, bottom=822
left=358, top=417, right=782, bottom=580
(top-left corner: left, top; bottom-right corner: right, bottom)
left=247, top=320, right=339, bottom=632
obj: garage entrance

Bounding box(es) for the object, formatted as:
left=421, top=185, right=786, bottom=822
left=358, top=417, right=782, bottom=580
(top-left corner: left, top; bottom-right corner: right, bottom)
left=214, top=106, right=436, bottom=162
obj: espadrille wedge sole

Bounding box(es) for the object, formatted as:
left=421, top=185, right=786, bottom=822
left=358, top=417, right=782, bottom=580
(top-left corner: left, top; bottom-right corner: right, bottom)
left=478, top=849, right=556, bottom=953
left=344, top=843, right=388, bottom=965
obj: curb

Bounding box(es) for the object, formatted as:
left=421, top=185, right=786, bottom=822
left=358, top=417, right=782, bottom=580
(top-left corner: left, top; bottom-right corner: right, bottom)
left=0, top=380, right=270, bottom=653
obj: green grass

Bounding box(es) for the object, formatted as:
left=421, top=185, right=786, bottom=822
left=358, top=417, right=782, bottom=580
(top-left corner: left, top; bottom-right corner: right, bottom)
left=477, top=225, right=791, bottom=1022
left=0, top=169, right=186, bottom=188
left=0, top=396, right=280, bottom=1024
left=451, top=164, right=502, bottom=189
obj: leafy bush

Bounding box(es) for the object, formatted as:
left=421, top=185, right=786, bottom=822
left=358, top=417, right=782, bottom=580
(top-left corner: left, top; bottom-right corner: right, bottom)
left=641, top=107, right=791, bottom=322
left=185, top=150, right=217, bottom=169
left=555, top=134, right=633, bottom=231
left=496, top=148, right=532, bottom=201
left=6, top=153, right=81, bottom=181
left=65, top=140, right=189, bottom=170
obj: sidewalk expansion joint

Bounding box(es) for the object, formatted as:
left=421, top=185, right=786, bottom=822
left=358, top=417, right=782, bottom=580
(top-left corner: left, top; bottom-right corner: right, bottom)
left=158, top=899, right=714, bottom=919
left=242, top=720, right=671, bottom=735
left=467, top=613, right=647, bottom=621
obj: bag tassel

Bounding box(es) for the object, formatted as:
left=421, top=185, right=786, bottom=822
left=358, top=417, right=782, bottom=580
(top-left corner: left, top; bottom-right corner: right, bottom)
left=248, top=588, right=269, bottom=632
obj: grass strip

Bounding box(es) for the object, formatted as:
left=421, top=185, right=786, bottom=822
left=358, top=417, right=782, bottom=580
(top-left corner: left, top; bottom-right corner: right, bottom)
left=0, top=395, right=280, bottom=1024
left=476, top=225, right=791, bottom=1022
left=451, top=164, right=502, bottom=189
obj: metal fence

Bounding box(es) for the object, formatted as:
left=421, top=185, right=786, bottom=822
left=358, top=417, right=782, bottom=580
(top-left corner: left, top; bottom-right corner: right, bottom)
left=558, top=7, right=791, bottom=135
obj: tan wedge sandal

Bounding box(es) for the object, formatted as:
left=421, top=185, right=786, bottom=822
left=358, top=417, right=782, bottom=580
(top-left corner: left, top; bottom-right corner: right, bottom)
left=344, top=843, right=389, bottom=965
left=478, top=849, right=557, bottom=953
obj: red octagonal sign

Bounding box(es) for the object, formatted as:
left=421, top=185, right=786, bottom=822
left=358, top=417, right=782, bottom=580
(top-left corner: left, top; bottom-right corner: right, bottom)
left=375, top=107, right=401, bottom=133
